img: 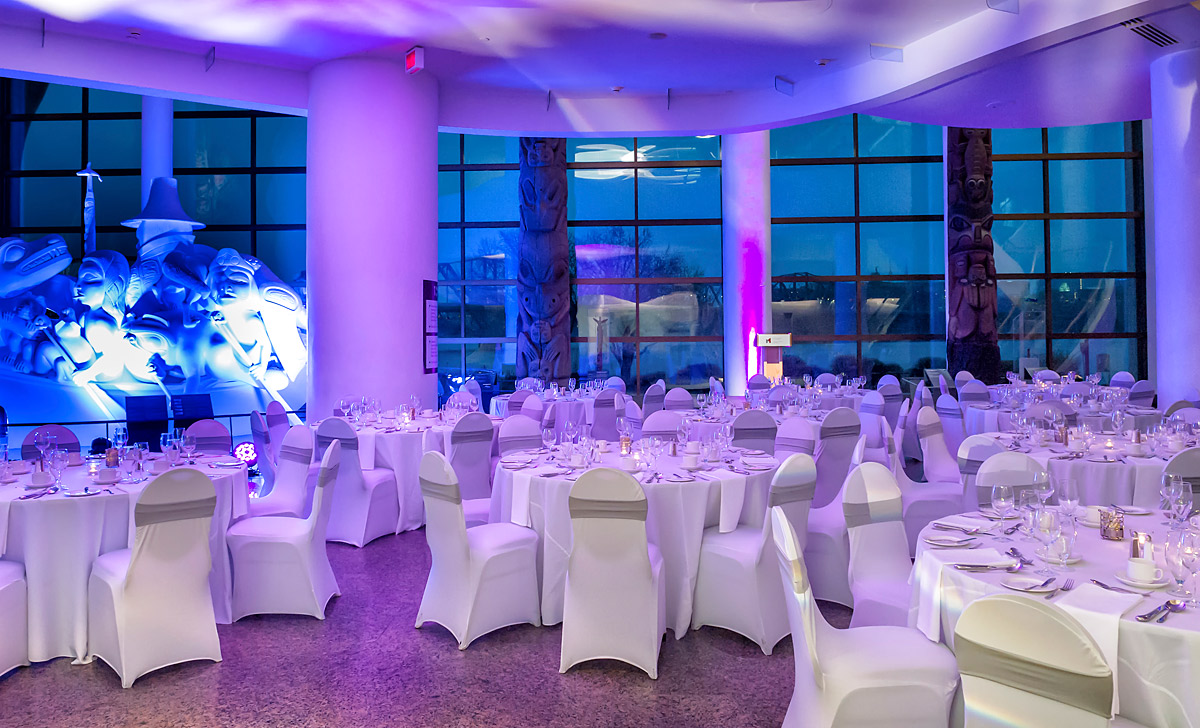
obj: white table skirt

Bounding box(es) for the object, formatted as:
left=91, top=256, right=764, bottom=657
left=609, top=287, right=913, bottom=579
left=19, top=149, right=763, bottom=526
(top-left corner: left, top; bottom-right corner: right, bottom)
left=966, top=405, right=1162, bottom=437
left=491, top=395, right=593, bottom=430
left=0, top=459, right=247, bottom=663
left=982, top=437, right=1168, bottom=508
left=490, top=453, right=774, bottom=637
left=909, top=514, right=1200, bottom=728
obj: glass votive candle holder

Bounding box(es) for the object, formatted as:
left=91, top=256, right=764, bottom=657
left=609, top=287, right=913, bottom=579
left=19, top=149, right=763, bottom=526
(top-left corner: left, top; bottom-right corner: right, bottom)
left=1100, top=508, right=1125, bottom=541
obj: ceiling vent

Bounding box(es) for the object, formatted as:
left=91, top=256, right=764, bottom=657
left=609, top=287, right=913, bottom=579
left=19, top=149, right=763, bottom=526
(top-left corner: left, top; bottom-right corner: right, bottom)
left=1121, top=17, right=1178, bottom=47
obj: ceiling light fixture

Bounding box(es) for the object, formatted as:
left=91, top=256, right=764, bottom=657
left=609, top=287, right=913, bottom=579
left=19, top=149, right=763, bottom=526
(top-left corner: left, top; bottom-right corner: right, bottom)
left=815, top=58, right=834, bottom=67
left=869, top=44, right=903, bottom=62
left=649, top=32, right=668, bottom=40
left=127, top=28, right=142, bottom=39
left=611, top=86, right=624, bottom=93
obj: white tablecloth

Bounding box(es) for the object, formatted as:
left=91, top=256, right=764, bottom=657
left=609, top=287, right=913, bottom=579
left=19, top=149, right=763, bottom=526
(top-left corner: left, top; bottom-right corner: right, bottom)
left=491, top=394, right=593, bottom=430
left=909, top=513, right=1200, bottom=728
left=984, top=437, right=1168, bottom=508
left=0, top=457, right=248, bottom=663
left=490, top=450, right=776, bottom=637
left=966, top=405, right=1162, bottom=437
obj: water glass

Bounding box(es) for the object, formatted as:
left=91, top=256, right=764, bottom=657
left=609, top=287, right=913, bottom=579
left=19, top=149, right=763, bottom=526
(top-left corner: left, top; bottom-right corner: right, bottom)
left=1018, top=491, right=1040, bottom=541
left=541, top=429, right=556, bottom=451
left=182, top=434, right=198, bottom=464
left=1166, top=528, right=1193, bottom=598
left=1032, top=509, right=1061, bottom=576
left=991, top=484, right=1015, bottom=542
left=1050, top=511, right=1077, bottom=571
left=46, top=447, right=67, bottom=489
left=1162, top=473, right=1185, bottom=525
left=1032, top=471, right=1054, bottom=505
left=1055, top=477, right=1079, bottom=517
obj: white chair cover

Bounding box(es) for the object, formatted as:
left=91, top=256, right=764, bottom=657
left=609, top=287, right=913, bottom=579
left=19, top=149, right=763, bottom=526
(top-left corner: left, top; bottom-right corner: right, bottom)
left=884, top=418, right=961, bottom=555
left=775, top=417, right=816, bottom=459
left=519, top=395, right=544, bottom=423
left=250, top=411, right=276, bottom=490
left=855, top=393, right=891, bottom=467
left=415, top=452, right=540, bottom=649
left=902, top=386, right=924, bottom=461
left=768, top=384, right=796, bottom=405
left=876, top=374, right=900, bottom=389
left=812, top=407, right=861, bottom=508
left=939, top=374, right=950, bottom=396
left=747, top=373, right=771, bottom=391
left=664, top=387, right=694, bottom=411
left=506, top=389, right=534, bottom=418
left=498, top=415, right=543, bottom=455
left=732, top=409, right=778, bottom=454
left=86, top=469, right=221, bottom=687
left=185, top=419, right=232, bottom=455
left=916, top=406, right=960, bottom=483
left=1110, top=371, right=1135, bottom=389
left=605, top=375, right=627, bottom=393
left=709, top=376, right=725, bottom=396
left=227, top=440, right=341, bottom=620
left=21, top=424, right=80, bottom=460
left=461, top=378, right=482, bottom=403
left=1169, top=406, right=1200, bottom=425
left=954, top=370, right=975, bottom=391
left=1062, top=382, right=1091, bottom=398
left=936, top=393, right=967, bottom=457
left=1164, top=447, right=1200, bottom=495
left=1027, top=399, right=1079, bottom=428
left=814, top=372, right=836, bottom=387
left=692, top=453, right=816, bottom=655
left=560, top=468, right=665, bottom=678
left=641, top=410, right=683, bottom=441
left=448, top=412, right=496, bottom=526
left=956, top=595, right=1132, bottom=728
left=642, top=382, right=666, bottom=417
left=265, top=401, right=290, bottom=454
left=1129, top=380, right=1156, bottom=407
left=1035, top=369, right=1061, bottom=382
left=805, top=407, right=860, bottom=606
left=958, top=435, right=1008, bottom=510
left=319, top=418, right=399, bottom=547
left=446, top=390, right=477, bottom=411
left=589, top=389, right=622, bottom=441
left=248, top=425, right=314, bottom=518
left=958, top=379, right=991, bottom=412
left=975, top=450, right=1047, bottom=506
left=877, top=383, right=905, bottom=430
left=656, top=378, right=666, bottom=392
left=0, top=560, right=27, bottom=676
left=842, top=462, right=912, bottom=627
left=516, top=376, right=540, bottom=390
left=625, top=400, right=643, bottom=440
left=770, top=508, right=959, bottom=728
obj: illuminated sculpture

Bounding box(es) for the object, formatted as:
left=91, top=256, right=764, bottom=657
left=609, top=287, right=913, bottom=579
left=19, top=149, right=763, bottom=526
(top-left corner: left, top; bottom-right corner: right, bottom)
left=516, top=137, right=569, bottom=383
left=947, top=127, right=1001, bottom=383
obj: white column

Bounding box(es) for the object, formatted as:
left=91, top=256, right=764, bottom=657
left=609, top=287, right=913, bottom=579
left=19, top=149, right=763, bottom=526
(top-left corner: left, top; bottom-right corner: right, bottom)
left=1150, top=50, right=1200, bottom=405
left=140, top=95, right=173, bottom=205
left=721, top=130, right=772, bottom=397
left=307, top=58, right=439, bottom=418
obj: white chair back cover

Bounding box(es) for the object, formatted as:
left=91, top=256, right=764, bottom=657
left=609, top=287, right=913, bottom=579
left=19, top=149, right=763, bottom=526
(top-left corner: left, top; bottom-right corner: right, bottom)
left=264, top=401, right=290, bottom=460
left=842, top=462, right=911, bottom=595
left=769, top=454, right=817, bottom=552
left=641, top=410, right=683, bottom=441
left=624, top=400, right=643, bottom=440
left=517, top=376, right=540, bottom=390
left=875, top=383, right=905, bottom=429
left=975, top=451, right=1047, bottom=507
left=1129, top=379, right=1156, bottom=407
left=506, top=389, right=534, bottom=418
left=590, top=389, right=622, bottom=441
left=249, top=411, right=275, bottom=488
left=768, top=384, right=796, bottom=405
left=519, top=396, right=544, bottom=422
left=709, top=376, right=725, bottom=396
left=1026, top=399, right=1078, bottom=427
left=417, top=450, right=470, bottom=599
left=498, top=415, right=543, bottom=455
left=1061, top=382, right=1090, bottom=398
left=876, top=374, right=900, bottom=389
left=958, top=379, right=991, bottom=410
left=255, top=425, right=314, bottom=518
left=935, top=393, right=967, bottom=457
left=954, top=371, right=974, bottom=391
left=1186, top=387, right=1200, bottom=408
left=957, top=435, right=1007, bottom=510
left=446, top=390, right=478, bottom=411
left=1170, top=406, right=1200, bottom=425
left=897, top=397, right=919, bottom=461
left=448, top=412, right=495, bottom=500
left=732, top=409, right=778, bottom=454
left=21, top=424, right=80, bottom=460
left=770, top=507, right=827, bottom=697
left=939, top=374, right=950, bottom=396
left=605, top=376, right=626, bottom=393
left=916, top=406, right=960, bottom=483
left=1110, top=371, right=1135, bottom=389
left=664, top=387, right=694, bottom=411
left=956, top=594, right=1115, bottom=727
left=461, top=379, right=482, bottom=402
left=775, top=417, right=816, bottom=458
left=1165, top=400, right=1194, bottom=417
left=185, top=419, right=232, bottom=455
left=310, top=439, right=341, bottom=544
left=815, top=372, right=837, bottom=387
left=903, top=385, right=925, bottom=462
left=1035, top=369, right=1061, bottom=382
left=747, top=373, right=771, bottom=392
left=656, top=378, right=666, bottom=392
left=812, top=407, right=860, bottom=508
left=1164, top=447, right=1200, bottom=494
left=315, top=418, right=369, bottom=500
left=642, top=382, right=666, bottom=417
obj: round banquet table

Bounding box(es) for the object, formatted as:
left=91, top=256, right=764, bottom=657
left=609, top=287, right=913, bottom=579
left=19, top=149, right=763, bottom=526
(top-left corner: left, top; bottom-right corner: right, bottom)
left=0, top=457, right=248, bottom=663
left=490, top=394, right=592, bottom=431
left=966, top=404, right=1162, bottom=437
left=490, top=448, right=778, bottom=637
left=909, top=513, right=1200, bottom=728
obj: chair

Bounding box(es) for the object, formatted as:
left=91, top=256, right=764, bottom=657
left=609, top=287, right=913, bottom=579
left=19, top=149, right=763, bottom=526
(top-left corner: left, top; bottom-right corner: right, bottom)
left=804, top=407, right=861, bottom=606
left=901, top=385, right=925, bottom=461
left=731, top=409, right=778, bottom=454
left=498, top=415, right=543, bottom=455
left=227, top=441, right=341, bottom=620
left=889, top=419, right=962, bottom=555
left=958, top=435, right=1008, bottom=510
left=506, top=389, right=534, bottom=418
left=516, top=376, right=540, bottom=390
left=185, top=419, right=232, bottom=456
left=843, top=462, right=913, bottom=628
left=770, top=508, right=959, bottom=728
left=1186, top=387, right=1200, bottom=409
left=664, top=387, right=694, bottom=411
left=249, top=411, right=276, bottom=490
left=955, top=594, right=1148, bottom=728
left=853, top=404, right=891, bottom=467
left=1170, top=407, right=1200, bottom=425
left=448, top=412, right=497, bottom=527
left=1062, top=382, right=1091, bottom=398
left=86, top=468, right=222, bottom=687
left=642, top=382, right=666, bottom=417
left=876, top=374, right=900, bottom=389
left=461, top=378, right=482, bottom=404
left=248, top=425, right=314, bottom=518
left=709, top=376, right=725, bottom=397
left=1027, top=399, right=1078, bottom=428
left=958, top=379, right=991, bottom=412
left=20, top=424, right=80, bottom=460
left=1035, top=369, right=1061, bottom=383
left=590, top=389, right=622, bottom=441
left=747, top=373, right=771, bottom=392
left=1164, top=447, right=1200, bottom=496
left=605, top=376, right=626, bottom=393
left=559, top=468, right=665, bottom=678
left=265, top=401, right=291, bottom=453
left=877, top=382, right=905, bottom=430
left=975, top=451, right=1047, bottom=506
left=0, top=560, right=27, bottom=677
left=936, top=393, right=967, bottom=457
left=446, top=390, right=477, bottom=411
left=519, top=395, right=544, bottom=423
left=1110, top=371, right=1135, bottom=389
left=938, top=374, right=950, bottom=396
left=954, top=370, right=974, bottom=391
left=1165, top=400, right=1194, bottom=417
left=1129, top=380, right=1156, bottom=407
left=775, top=417, right=816, bottom=458
left=541, top=402, right=557, bottom=434
left=656, top=378, right=666, bottom=392
left=767, top=384, right=796, bottom=407
left=814, top=372, right=837, bottom=387
left=641, top=410, right=683, bottom=441
left=319, top=418, right=399, bottom=547
left=415, top=452, right=541, bottom=649
left=625, top=400, right=643, bottom=440
left=916, top=406, right=961, bottom=483
left=692, top=453, right=816, bottom=655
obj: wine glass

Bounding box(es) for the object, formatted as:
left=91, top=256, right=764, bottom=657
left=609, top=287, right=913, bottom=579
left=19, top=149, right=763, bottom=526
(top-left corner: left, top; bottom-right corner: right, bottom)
left=133, top=442, right=148, bottom=481
left=33, top=431, right=55, bottom=471
left=1018, top=491, right=1040, bottom=541
left=182, top=433, right=198, bottom=464
left=1055, top=476, right=1079, bottom=517
left=1184, top=531, right=1200, bottom=608
left=1166, top=528, right=1193, bottom=599
left=541, top=428, right=556, bottom=451
left=1032, top=471, right=1054, bottom=506
left=564, top=420, right=578, bottom=445
left=1049, top=511, right=1077, bottom=572
left=120, top=446, right=138, bottom=483
left=1162, top=473, right=1185, bottom=526
left=112, top=426, right=128, bottom=450
left=568, top=377, right=577, bottom=396
left=46, top=447, right=67, bottom=492
left=1032, top=507, right=1061, bottom=575
left=1112, top=409, right=1126, bottom=438
left=991, top=484, right=1015, bottom=542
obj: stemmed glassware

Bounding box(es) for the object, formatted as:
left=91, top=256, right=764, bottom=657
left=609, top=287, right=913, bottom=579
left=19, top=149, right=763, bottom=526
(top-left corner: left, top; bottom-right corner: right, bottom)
left=1032, top=471, right=1054, bottom=507
left=182, top=433, right=198, bottom=465
left=1112, top=409, right=1127, bottom=438
left=46, top=447, right=67, bottom=492
left=1032, top=507, right=1061, bottom=575
left=1018, top=491, right=1040, bottom=541
left=991, top=484, right=1015, bottom=542
left=33, top=431, right=55, bottom=471
left=1166, top=528, right=1193, bottom=598
left=1055, top=476, right=1079, bottom=517
left=112, top=426, right=128, bottom=451
left=564, top=420, right=578, bottom=445
left=133, top=442, right=148, bottom=481
left=161, top=433, right=180, bottom=467
left=1049, top=511, right=1077, bottom=572
left=541, top=429, right=556, bottom=451
left=1162, top=473, right=1185, bottom=526
left=120, top=447, right=138, bottom=483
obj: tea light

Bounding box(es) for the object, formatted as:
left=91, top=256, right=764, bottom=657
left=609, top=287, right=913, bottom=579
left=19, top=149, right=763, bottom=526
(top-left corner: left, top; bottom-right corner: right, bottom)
left=1105, top=438, right=1115, bottom=450
left=87, top=460, right=99, bottom=479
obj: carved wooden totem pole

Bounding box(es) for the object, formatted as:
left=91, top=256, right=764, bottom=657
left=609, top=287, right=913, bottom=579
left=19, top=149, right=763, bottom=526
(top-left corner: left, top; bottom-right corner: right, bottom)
left=516, top=138, right=570, bottom=383
left=947, top=127, right=1001, bottom=383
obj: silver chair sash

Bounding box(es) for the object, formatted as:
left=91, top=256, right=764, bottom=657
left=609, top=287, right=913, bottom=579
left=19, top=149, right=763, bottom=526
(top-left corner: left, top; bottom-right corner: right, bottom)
left=279, top=444, right=313, bottom=463
left=957, top=456, right=985, bottom=476
left=1179, top=474, right=1200, bottom=491
left=770, top=481, right=816, bottom=507
left=665, top=401, right=693, bottom=410
left=316, top=434, right=359, bottom=452
left=959, top=392, right=990, bottom=402
left=859, top=402, right=884, bottom=415
left=500, top=435, right=542, bottom=452
left=936, top=406, right=963, bottom=420
left=641, top=428, right=677, bottom=440
left=882, top=391, right=905, bottom=403
left=135, top=495, right=218, bottom=526
left=594, top=399, right=615, bottom=410
left=917, top=422, right=943, bottom=438
left=955, top=634, right=1112, bottom=719
left=450, top=429, right=493, bottom=445
left=820, top=425, right=860, bottom=439
left=419, top=475, right=462, bottom=504
left=775, top=436, right=815, bottom=453
left=734, top=426, right=778, bottom=440
left=568, top=496, right=648, bottom=521
left=265, top=413, right=290, bottom=429
left=250, top=420, right=270, bottom=439
left=644, top=394, right=665, bottom=410
left=747, top=381, right=770, bottom=391
left=193, top=435, right=231, bottom=451
left=843, top=496, right=903, bottom=528
left=316, top=462, right=340, bottom=487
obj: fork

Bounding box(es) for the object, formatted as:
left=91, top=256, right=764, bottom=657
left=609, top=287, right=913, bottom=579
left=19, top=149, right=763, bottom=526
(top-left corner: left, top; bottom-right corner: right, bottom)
left=1044, top=577, right=1075, bottom=599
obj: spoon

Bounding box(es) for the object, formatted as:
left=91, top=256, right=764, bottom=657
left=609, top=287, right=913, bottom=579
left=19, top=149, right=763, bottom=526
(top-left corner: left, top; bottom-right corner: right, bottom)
left=1006, top=547, right=1034, bottom=566
left=1157, top=599, right=1186, bottom=623
left=1137, top=601, right=1175, bottom=622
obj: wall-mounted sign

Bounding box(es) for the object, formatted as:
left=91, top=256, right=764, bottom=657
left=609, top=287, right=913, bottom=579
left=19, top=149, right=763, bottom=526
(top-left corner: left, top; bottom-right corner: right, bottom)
left=756, top=333, right=792, bottom=347
left=423, top=280, right=437, bottom=373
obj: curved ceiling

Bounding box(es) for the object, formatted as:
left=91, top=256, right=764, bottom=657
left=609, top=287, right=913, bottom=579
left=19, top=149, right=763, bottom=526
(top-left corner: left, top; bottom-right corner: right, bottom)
left=0, top=0, right=1195, bottom=133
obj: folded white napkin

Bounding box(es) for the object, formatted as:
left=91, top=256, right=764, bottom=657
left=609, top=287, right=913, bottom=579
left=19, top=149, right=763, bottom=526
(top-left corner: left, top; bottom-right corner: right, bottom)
left=1057, top=583, right=1142, bottom=715
left=709, top=469, right=747, bottom=533
left=356, top=428, right=377, bottom=470
left=933, top=514, right=995, bottom=532
left=508, top=469, right=534, bottom=528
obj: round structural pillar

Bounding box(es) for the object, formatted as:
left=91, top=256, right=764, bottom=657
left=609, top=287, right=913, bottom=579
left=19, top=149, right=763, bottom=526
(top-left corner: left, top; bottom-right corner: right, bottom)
left=1150, top=50, right=1200, bottom=405
left=307, top=58, right=439, bottom=418
left=140, top=95, right=173, bottom=206
left=722, top=130, right=772, bottom=397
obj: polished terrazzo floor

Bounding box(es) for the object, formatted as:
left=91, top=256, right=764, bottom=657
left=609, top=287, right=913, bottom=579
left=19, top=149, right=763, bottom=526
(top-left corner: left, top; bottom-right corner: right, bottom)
left=0, top=528, right=851, bottom=728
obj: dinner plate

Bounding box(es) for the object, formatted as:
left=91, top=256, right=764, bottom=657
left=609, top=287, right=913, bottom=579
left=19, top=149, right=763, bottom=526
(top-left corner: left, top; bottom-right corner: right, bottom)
left=210, top=459, right=244, bottom=467
left=1035, top=547, right=1082, bottom=564
left=1113, top=573, right=1169, bottom=589
left=1087, top=455, right=1122, bottom=463
left=923, top=535, right=976, bottom=547
left=1001, top=575, right=1058, bottom=593
left=743, top=463, right=776, bottom=471
left=1111, top=505, right=1153, bottom=516
left=666, top=474, right=695, bottom=483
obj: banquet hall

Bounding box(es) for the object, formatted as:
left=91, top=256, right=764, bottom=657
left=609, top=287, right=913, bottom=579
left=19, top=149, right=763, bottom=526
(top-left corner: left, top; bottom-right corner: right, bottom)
left=2, top=1, right=1200, bottom=726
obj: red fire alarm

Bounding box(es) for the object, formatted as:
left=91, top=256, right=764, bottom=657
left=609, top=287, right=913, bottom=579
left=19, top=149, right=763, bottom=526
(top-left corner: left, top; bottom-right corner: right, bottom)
left=405, top=46, right=425, bottom=75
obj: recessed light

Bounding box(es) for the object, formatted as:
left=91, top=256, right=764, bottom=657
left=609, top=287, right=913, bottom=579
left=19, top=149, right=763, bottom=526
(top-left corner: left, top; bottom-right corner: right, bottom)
left=649, top=32, right=668, bottom=40
left=127, top=28, right=142, bottom=39
left=815, top=58, right=834, bottom=67
left=611, top=86, right=624, bottom=93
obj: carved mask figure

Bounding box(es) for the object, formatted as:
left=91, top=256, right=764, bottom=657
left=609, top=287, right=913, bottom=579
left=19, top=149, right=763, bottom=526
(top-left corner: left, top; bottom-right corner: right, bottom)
left=0, top=235, right=71, bottom=298
left=207, top=248, right=260, bottom=312
left=76, top=250, right=130, bottom=314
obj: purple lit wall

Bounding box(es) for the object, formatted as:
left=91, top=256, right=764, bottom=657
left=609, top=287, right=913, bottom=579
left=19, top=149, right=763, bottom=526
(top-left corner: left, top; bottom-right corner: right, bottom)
left=721, top=131, right=771, bottom=397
